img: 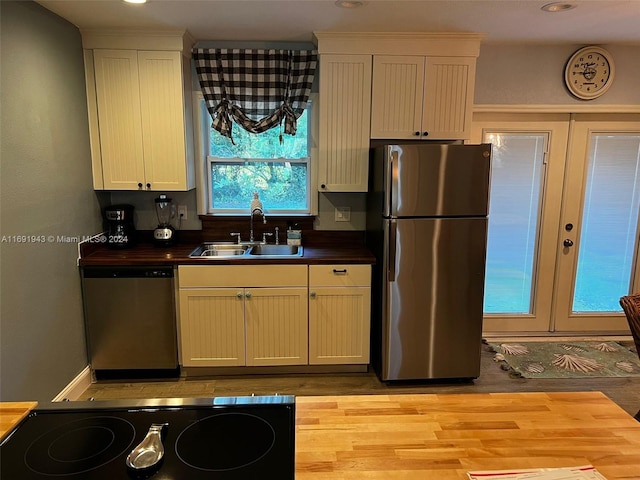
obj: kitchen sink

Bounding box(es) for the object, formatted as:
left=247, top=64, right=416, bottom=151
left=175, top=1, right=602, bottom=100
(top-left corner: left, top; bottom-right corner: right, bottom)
left=188, top=242, right=303, bottom=259
left=247, top=244, right=303, bottom=257
left=188, top=243, right=249, bottom=258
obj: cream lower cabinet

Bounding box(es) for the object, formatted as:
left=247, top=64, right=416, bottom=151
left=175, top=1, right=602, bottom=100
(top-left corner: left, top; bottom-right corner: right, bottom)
left=308, top=265, right=371, bottom=365
left=178, top=287, right=246, bottom=366
left=178, top=265, right=308, bottom=367
left=244, top=286, right=308, bottom=366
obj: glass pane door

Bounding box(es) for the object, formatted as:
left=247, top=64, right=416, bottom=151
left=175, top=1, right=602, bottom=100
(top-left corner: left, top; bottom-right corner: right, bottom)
left=483, top=133, right=546, bottom=314
left=554, top=115, right=640, bottom=332
left=573, top=135, right=640, bottom=312
left=471, top=113, right=569, bottom=333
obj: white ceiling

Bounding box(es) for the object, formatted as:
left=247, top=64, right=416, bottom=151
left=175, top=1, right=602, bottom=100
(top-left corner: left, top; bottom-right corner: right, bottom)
left=35, top=0, right=640, bottom=45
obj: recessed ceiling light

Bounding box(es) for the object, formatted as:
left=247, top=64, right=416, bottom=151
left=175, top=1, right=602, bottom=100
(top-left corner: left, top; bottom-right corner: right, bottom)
left=541, top=2, right=577, bottom=12
left=123, top=0, right=147, bottom=4
left=335, top=0, right=367, bottom=8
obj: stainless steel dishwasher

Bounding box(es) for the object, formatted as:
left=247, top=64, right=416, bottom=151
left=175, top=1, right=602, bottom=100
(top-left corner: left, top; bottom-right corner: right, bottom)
left=81, top=265, right=179, bottom=378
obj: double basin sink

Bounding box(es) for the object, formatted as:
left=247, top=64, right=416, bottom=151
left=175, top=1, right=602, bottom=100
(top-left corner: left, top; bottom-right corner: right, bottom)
left=189, top=242, right=303, bottom=259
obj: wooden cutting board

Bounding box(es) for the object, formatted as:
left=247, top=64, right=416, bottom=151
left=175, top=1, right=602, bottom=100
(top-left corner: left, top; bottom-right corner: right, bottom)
left=0, top=402, right=37, bottom=441
left=295, top=392, right=640, bottom=479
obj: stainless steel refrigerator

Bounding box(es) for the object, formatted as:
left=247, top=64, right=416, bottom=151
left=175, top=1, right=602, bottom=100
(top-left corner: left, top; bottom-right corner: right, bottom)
left=366, top=143, right=491, bottom=381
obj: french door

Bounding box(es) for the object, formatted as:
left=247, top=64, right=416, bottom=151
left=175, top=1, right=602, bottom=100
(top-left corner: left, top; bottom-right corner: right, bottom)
left=554, top=115, right=640, bottom=331
left=471, top=112, right=640, bottom=334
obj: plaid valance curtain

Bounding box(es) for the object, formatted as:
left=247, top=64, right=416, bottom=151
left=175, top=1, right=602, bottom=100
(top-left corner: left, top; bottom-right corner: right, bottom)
left=192, top=48, right=317, bottom=142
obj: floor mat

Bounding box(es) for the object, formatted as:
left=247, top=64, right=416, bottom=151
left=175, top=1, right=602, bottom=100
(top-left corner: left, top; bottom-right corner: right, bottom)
left=487, top=341, right=640, bottom=378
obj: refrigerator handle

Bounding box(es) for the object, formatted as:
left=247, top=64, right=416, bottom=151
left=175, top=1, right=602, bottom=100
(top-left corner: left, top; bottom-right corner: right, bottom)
left=389, top=219, right=397, bottom=282
left=384, top=149, right=399, bottom=217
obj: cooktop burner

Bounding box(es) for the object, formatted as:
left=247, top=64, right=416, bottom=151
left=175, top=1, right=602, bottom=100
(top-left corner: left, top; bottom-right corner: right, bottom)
left=0, top=396, right=295, bottom=480
left=176, top=412, right=275, bottom=471
left=25, top=416, right=136, bottom=476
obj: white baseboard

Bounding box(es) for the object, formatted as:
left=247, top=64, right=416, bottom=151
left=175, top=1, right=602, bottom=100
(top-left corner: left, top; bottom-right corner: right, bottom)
left=52, top=366, right=92, bottom=402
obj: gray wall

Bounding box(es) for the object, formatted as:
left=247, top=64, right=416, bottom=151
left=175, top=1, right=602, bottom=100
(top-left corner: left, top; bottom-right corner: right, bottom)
left=0, top=1, right=103, bottom=401
left=475, top=43, right=640, bottom=105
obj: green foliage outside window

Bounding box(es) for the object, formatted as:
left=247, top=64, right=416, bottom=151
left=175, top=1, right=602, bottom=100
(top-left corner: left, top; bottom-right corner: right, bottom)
left=209, top=110, right=309, bottom=212
left=210, top=111, right=308, bottom=159
left=211, top=162, right=307, bottom=210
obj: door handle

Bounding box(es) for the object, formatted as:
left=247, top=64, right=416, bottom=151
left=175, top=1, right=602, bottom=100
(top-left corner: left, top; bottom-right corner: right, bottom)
left=389, top=219, right=397, bottom=282
left=563, top=239, right=574, bottom=247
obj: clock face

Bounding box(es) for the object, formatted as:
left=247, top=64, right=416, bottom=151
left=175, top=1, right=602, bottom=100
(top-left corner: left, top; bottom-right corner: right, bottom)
left=564, top=47, right=615, bottom=100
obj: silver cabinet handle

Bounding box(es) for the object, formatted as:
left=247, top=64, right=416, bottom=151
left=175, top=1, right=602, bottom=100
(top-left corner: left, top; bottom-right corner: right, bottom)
left=310, top=291, right=316, bottom=298
left=236, top=292, right=243, bottom=298
left=245, top=291, right=252, bottom=298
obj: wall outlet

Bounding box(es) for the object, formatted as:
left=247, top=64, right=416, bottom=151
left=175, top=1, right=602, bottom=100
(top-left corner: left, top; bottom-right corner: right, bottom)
left=178, top=205, right=188, bottom=220
left=335, top=206, right=351, bottom=222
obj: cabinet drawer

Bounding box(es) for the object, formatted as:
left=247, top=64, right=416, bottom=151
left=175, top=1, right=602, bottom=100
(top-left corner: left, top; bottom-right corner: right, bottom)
left=179, top=265, right=308, bottom=288
left=309, top=265, right=370, bottom=287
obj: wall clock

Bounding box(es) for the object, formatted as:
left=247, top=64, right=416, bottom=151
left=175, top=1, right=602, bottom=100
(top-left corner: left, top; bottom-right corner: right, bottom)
left=564, top=46, right=615, bottom=100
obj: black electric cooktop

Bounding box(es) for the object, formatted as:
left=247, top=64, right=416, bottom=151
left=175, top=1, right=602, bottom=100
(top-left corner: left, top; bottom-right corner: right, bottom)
left=0, top=396, right=295, bottom=480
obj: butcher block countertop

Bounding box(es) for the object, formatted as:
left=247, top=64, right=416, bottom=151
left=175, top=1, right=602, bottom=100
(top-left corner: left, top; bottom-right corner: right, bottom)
left=295, top=392, right=640, bottom=480
left=0, top=402, right=37, bottom=442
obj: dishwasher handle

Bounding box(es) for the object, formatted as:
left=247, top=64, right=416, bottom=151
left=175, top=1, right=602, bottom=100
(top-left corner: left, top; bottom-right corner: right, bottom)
left=81, top=266, right=174, bottom=278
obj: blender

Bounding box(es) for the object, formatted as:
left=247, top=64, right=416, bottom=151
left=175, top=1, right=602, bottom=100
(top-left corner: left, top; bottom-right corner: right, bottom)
left=153, top=194, right=177, bottom=246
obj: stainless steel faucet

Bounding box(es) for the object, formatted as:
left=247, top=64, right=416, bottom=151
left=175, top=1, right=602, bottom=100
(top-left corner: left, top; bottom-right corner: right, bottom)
left=249, top=207, right=267, bottom=243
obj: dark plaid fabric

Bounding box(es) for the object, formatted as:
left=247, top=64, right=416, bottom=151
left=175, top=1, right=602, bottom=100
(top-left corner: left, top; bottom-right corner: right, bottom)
left=192, top=48, right=317, bottom=142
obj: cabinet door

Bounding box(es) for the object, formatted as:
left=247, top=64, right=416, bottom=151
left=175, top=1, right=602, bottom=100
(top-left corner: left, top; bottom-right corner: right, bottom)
left=422, top=56, right=476, bottom=140
left=245, top=288, right=308, bottom=366
left=178, top=288, right=245, bottom=367
left=93, top=49, right=145, bottom=189
left=309, top=286, right=371, bottom=364
left=309, top=265, right=371, bottom=365
left=138, top=51, right=190, bottom=191
left=318, top=54, right=372, bottom=192
left=370, top=55, right=425, bottom=139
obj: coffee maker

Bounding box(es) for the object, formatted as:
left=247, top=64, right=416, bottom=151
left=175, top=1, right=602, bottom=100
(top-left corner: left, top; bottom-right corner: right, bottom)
left=153, top=194, right=177, bottom=246
left=103, top=204, right=136, bottom=249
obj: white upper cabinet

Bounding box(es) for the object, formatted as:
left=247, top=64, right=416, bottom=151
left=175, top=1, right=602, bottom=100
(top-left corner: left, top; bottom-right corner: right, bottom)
left=318, top=54, right=372, bottom=192
left=371, top=55, right=476, bottom=140
left=82, top=30, right=195, bottom=191
left=314, top=32, right=482, bottom=191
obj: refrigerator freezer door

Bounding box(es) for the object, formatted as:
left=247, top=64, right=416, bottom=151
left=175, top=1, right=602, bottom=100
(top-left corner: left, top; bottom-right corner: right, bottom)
left=382, top=217, right=487, bottom=380
left=382, top=144, right=491, bottom=218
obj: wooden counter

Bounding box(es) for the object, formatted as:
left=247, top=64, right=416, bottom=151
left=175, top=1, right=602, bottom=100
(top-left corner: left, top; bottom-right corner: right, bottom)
left=0, top=402, right=37, bottom=442
left=295, top=392, right=640, bottom=479
left=78, top=242, right=375, bottom=266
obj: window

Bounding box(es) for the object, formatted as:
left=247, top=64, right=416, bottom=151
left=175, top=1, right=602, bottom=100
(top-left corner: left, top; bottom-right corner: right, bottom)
left=202, top=99, right=313, bottom=215
left=572, top=133, right=640, bottom=312
left=483, top=132, right=547, bottom=314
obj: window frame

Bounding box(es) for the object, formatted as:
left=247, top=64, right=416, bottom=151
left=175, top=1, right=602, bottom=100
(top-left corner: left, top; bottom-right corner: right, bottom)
left=193, top=91, right=318, bottom=217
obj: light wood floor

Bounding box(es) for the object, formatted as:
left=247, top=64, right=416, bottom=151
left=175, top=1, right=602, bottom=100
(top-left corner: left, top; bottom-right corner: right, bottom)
left=79, top=340, right=640, bottom=418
